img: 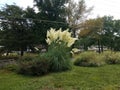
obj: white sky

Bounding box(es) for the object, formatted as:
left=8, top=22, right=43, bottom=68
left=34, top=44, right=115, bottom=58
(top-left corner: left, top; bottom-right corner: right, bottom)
left=85, top=0, right=120, bottom=19
left=0, top=0, right=120, bottom=19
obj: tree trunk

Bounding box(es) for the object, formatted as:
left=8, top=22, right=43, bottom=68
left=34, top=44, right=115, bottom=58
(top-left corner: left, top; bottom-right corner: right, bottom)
left=101, top=43, right=103, bottom=53
left=110, top=40, right=113, bottom=51
left=73, top=29, right=76, bottom=38
left=20, top=48, right=24, bottom=56
left=6, top=50, right=9, bottom=56
left=83, top=43, right=86, bottom=51
left=6, top=51, right=9, bottom=56
left=98, top=40, right=101, bottom=53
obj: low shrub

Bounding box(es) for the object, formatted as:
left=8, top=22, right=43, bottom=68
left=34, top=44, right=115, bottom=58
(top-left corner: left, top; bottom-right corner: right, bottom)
left=74, top=52, right=105, bottom=67
left=17, top=54, right=49, bottom=76
left=3, top=64, right=18, bottom=71
left=0, top=55, right=19, bottom=60
left=18, top=55, right=35, bottom=62
left=103, top=51, right=120, bottom=64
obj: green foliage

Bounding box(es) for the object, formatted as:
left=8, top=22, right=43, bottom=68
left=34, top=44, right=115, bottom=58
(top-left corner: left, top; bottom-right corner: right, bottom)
left=34, top=0, right=68, bottom=21
left=45, top=28, right=75, bottom=72
left=3, top=64, right=18, bottom=72
left=0, top=4, right=36, bottom=56
left=46, top=44, right=72, bottom=72
left=79, top=16, right=120, bottom=52
left=74, top=52, right=105, bottom=67
left=0, top=55, right=19, bottom=60
left=102, top=16, right=116, bottom=51
left=18, top=55, right=35, bottom=61
left=33, top=0, right=68, bottom=45
left=17, top=55, right=49, bottom=76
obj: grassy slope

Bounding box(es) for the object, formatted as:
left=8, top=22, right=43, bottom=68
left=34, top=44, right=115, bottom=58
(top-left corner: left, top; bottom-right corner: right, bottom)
left=0, top=65, right=120, bottom=90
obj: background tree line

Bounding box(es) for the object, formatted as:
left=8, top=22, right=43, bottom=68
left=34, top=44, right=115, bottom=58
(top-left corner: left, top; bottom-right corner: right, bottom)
left=0, top=0, right=91, bottom=56
left=78, top=16, right=120, bottom=53
left=0, top=0, right=120, bottom=56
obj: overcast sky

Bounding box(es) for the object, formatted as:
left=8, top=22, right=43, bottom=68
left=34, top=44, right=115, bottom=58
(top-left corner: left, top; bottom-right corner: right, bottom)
left=0, top=0, right=120, bottom=19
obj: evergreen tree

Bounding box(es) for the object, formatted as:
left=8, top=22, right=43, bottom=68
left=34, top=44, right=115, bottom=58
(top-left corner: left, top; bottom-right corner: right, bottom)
left=33, top=0, right=69, bottom=45
left=0, top=4, right=36, bottom=56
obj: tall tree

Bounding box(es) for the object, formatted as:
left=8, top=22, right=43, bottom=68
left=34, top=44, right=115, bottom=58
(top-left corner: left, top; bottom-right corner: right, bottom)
left=79, top=16, right=120, bottom=52
left=103, top=17, right=120, bottom=51
left=66, top=0, right=93, bottom=37
left=33, top=0, right=69, bottom=45
left=102, top=16, right=114, bottom=50
left=0, top=4, right=36, bottom=56
left=79, top=18, right=104, bottom=53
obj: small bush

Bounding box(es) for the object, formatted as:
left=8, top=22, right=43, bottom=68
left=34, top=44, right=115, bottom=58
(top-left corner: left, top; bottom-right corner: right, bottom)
left=4, top=64, right=18, bottom=71
left=74, top=52, right=105, bottom=67
left=18, top=55, right=34, bottom=62
left=17, top=55, right=49, bottom=76
left=103, top=51, right=120, bottom=64
left=0, top=55, right=19, bottom=60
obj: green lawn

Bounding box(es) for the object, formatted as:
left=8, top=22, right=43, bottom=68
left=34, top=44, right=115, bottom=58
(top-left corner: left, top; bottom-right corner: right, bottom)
left=0, top=65, right=120, bottom=90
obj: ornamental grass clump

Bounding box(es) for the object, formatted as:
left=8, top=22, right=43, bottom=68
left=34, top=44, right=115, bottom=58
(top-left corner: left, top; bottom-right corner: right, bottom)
left=46, top=28, right=77, bottom=72
left=74, top=52, right=105, bottom=67
left=46, top=28, right=77, bottom=47
left=103, top=51, right=120, bottom=64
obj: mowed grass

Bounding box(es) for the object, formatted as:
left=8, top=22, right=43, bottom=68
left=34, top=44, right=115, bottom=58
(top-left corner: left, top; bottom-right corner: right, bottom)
left=1, top=65, right=120, bottom=90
